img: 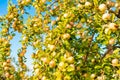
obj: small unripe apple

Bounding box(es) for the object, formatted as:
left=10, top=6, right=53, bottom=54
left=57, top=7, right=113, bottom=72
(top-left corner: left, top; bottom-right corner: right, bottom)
left=67, top=56, right=74, bottom=63
left=97, top=76, right=102, bottom=80
left=35, top=68, right=40, bottom=74
left=69, top=64, right=75, bottom=71
left=58, top=62, right=64, bottom=70
left=34, top=64, right=39, bottom=69
left=41, top=57, right=49, bottom=64
left=90, top=74, right=96, bottom=79
left=85, top=2, right=92, bottom=8
left=63, top=33, right=70, bottom=39
left=5, top=72, right=10, bottom=78
left=102, top=13, right=110, bottom=20
left=41, top=76, right=46, bottom=80
left=51, top=20, right=56, bottom=26
left=104, top=28, right=110, bottom=34
left=4, top=66, right=9, bottom=71
left=99, top=4, right=107, bottom=12
left=6, top=52, right=10, bottom=56
left=109, top=38, right=115, bottom=45
left=115, top=3, right=120, bottom=8
left=77, top=4, right=83, bottom=9
left=112, top=58, right=119, bottom=66
left=56, top=17, right=60, bottom=21
left=70, top=22, right=74, bottom=26
left=41, top=0, right=46, bottom=3
left=10, top=75, right=14, bottom=79
left=2, top=28, right=8, bottom=33
left=48, top=44, right=56, bottom=51
left=66, top=24, right=72, bottom=29
left=64, top=13, right=69, bottom=18
left=107, top=1, right=115, bottom=7
left=108, top=23, right=118, bottom=31
left=49, top=60, right=56, bottom=68
left=26, top=0, right=31, bottom=3
left=8, top=35, right=13, bottom=40
left=3, top=62, right=8, bottom=67
left=6, top=59, right=11, bottom=63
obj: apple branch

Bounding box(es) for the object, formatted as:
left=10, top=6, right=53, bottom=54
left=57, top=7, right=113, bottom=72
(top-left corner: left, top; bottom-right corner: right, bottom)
left=84, top=33, right=95, bottom=61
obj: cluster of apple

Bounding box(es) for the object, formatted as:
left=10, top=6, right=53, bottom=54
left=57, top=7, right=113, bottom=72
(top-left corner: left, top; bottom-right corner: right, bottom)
left=12, top=18, right=24, bottom=32
left=18, top=0, right=31, bottom=6
left=1, top=0, right=120, bottom=79
left=6, top=5, right=18, bottom=22
left=0, top=37, right=15, bottom=79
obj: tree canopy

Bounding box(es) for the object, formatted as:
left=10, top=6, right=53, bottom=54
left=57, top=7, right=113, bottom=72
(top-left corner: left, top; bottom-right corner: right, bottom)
left=0, top=0, right=120, bottom=80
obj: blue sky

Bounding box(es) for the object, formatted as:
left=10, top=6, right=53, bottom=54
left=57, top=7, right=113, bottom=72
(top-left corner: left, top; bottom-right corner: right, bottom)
left=0, top=0, right=34, bottom=75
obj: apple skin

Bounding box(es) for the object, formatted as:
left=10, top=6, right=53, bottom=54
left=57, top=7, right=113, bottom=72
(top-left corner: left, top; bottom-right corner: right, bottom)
left=109, top=38, right=115, bottom=45
left=64, top=13, right=69, bottom=18
left=66, top=24, right=72, bottom=29
left=85, top=2, right=92, bottom=8
left=90, top=74, right=96, bottom=79
left=102, top=13, right=110, bottom=20
left=108, top=23, right=118, bottom=31
left=48, top=44, right=56, bottom=51
left=99, top=4, right=107, bottom=12
left=67, top=56, right=74, bottom=63
left=49, top=60, right=56, bottom=68
left=112, top=58, right=119, bottom=66
left=62, top=33, right=71, bottom=39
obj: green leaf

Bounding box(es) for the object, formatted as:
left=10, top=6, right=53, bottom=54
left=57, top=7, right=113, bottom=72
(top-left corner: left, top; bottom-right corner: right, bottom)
left=111, top=13, right=115, bottom=22
left=93, top=0, right=98, bottom=7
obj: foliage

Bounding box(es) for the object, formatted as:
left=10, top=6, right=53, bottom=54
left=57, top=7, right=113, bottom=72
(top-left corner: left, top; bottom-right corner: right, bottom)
left=0, top=0, right=120, bottom=80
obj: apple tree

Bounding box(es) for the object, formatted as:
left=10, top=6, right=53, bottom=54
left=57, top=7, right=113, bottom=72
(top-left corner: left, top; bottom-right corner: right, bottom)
left=0, top=0, right=120, bottom=80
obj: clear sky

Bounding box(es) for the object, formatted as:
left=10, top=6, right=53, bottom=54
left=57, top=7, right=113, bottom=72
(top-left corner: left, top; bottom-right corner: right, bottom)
left=0, top=0, right=34, bottom=75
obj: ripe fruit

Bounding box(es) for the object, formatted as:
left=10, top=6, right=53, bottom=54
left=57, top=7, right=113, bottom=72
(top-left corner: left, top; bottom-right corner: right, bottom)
left=2, top=28, right=8, bottom=33
left=99, top=4, right=107, bottom=12
left=108, top=23, right=118, bottom=31
left=109, top=38, right=115, bottom=45
left=48, top=44, right=56, bottom=51
left=4, top=66, right=9, bottom=71
left=26, top=0, right=31, bottom=3
left=8, top=35, right=13, bottom=40
left=104, top=28, right=110, bottom=34
left=49, top=60, right=56, bottom=68
left=3, top=62, right=8, bottom=67
left=51, top=20, right=56, bottom=26
left=66, top=24, right=72, bottom=29
left=58, top=62, right=65, bottom=70
left=62, top=33, right=70, bottom=39
left=5, top=72, right=10, bottom=78
left=41, top=57, right=49, bottom=64
left=67, top=56, right=74, bottom=63
left=69, top=64, right=75, bottom=71
left=85, top=2, right=92, bottom=8
left=90, top=74, right=96, bottom=79
left=115, top=3, right=120, bottom=8
left=64, top=13, right=69, bottom=18
left=41, top=0, right=46, bottom=3
left=41, top=76, right=46, bottom=80
left=10, top=75, right=14, bottom=79
left=56, top=17, right=60, bottom=21
left=107, top=1, right=115, bottom=7
left=6, top=59, right=11, bottom=63
left=112, top=58, right=119, bottom=66
left=35, top=68, right=40, bottom=74
left=77, top=4, right=83, bottom=9
left=34, top=64, right=39, bottom=69
left=102, top=13, right=110, bottom=20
